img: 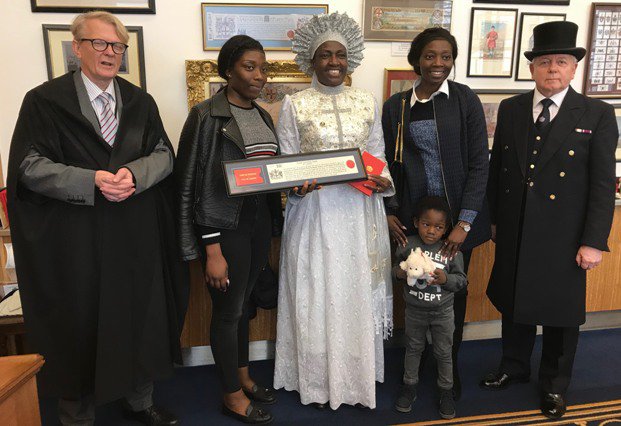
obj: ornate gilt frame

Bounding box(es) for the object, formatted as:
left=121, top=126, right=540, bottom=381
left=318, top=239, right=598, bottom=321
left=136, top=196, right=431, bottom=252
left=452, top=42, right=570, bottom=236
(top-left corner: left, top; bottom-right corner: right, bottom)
left=186, top=60, right=308, bottom=109
left=185, top=59, right=352, bottom=110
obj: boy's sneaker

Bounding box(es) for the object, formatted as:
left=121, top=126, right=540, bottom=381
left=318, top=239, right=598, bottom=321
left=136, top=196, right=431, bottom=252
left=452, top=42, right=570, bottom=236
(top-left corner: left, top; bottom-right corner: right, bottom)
left=439, top=388, right=456, bottom=419
left=394, top=384, right=417, bottom=413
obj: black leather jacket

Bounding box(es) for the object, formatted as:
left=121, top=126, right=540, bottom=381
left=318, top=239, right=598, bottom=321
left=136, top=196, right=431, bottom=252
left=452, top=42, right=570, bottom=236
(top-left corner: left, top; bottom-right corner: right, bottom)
left=175, top=89, right=281, bottom=261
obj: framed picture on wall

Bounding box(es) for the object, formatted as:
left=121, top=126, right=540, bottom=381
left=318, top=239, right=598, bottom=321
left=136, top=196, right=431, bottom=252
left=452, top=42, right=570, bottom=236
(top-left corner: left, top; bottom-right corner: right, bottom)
left=515, top=13, right=566, bottom=81
left=583, top=3, right=621, bottom=99
left=31, top=0, right=155, bottom=13
left=475, top=89, right=529, bottom=150
left=467, top=8, right=518, bottom=78
left=186, top=60, right=351, bottom=123
left=201, top=3, right=328, bottom=51
left=383, top=68, right=418, bottom=101
left=42, top=24, right=147, bottom=89
left=473, top=1, right=569, bottom=5
left=362, top=0, right=453, bottom=42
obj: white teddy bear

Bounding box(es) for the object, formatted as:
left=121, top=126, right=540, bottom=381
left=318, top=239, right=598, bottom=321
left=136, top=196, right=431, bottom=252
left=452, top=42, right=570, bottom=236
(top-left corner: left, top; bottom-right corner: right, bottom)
left=399, top=247, right=436, bottom=287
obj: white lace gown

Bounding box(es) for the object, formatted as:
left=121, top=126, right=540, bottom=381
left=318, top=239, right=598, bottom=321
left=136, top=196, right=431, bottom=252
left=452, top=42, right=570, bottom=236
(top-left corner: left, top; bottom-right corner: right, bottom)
left=273, top=77, right=393, bottom=409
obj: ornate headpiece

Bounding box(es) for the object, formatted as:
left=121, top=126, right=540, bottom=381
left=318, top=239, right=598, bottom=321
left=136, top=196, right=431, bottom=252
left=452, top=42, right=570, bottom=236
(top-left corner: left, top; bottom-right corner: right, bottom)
left=292, top=12, right=364, bottom=75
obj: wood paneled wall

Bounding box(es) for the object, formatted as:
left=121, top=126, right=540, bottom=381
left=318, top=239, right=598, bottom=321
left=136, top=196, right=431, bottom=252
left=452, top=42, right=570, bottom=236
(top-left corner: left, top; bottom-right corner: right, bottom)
left=180, top=206, right=621, bottom=347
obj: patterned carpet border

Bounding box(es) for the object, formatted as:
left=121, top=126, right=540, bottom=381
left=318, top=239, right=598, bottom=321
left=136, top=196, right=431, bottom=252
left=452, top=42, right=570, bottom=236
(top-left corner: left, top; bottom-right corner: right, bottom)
left=396, top=399, right=621, bottom=425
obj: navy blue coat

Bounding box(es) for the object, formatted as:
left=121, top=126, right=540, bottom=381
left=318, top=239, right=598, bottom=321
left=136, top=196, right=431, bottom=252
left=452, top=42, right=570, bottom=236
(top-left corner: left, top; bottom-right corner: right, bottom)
left=487, top=87, right=617, bottom=327
left=382, top=81, right=491, bottom=251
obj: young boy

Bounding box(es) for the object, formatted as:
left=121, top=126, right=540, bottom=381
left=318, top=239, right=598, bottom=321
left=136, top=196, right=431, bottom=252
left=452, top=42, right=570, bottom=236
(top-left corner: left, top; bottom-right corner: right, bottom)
left=393, top=196, right=467, bottom=419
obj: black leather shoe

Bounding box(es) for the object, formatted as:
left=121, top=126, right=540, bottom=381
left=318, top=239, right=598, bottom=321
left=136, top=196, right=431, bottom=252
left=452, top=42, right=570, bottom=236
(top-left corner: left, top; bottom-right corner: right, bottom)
left=312, top=402, right=328, bottom=410
left=222, top=402, right=273, bottom=424
left=541, top=393, right=566, bottom=419
left=479, top=372, right=529, bottom=390
left=243, top=384, right=277, bottom=405
left=124, top=405, right=178, bottom=425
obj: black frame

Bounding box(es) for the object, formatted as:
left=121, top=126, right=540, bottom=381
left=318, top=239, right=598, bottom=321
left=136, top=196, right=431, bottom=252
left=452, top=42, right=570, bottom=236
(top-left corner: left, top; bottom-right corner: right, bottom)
left=467, top=7, right=518, bottom=78
left=514, top=12, right=566, bottom=82
left=31, top=0, right=155, bottom=13
left=42, top=24, right=147, bottom=89
left=222, top=148, right=367, bottom=196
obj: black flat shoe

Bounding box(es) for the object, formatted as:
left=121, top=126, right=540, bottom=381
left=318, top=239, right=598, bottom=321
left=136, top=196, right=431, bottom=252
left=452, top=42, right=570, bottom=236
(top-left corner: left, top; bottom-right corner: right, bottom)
left=243, top=384, right=277, bottom=404
left=222, top=402, right=273, bottom=424
left=541, top=393, right=566, bottom=419
left=124, top=405, right=178, bottom=425
left=312, top=402, right=328, bottom=410
left=479, top=372, right=529, bottom=390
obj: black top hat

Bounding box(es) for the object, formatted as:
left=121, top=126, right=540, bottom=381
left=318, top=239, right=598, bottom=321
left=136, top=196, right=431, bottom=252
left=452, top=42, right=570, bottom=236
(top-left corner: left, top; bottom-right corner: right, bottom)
left=524, top=21, right=586, bottom=61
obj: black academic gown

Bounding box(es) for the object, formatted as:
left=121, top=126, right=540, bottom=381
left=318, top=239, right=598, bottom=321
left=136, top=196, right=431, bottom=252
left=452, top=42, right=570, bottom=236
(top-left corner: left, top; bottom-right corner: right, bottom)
left=486, top=87, right=617, bottom=327
left=6, top=72, right=188, bottom=403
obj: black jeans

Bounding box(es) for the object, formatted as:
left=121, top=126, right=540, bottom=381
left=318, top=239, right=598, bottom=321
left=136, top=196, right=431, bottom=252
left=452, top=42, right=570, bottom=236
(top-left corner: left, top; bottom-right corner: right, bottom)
left=452, top=249, right=472, bottom=380
left=206, top=196, right=271, bottom=393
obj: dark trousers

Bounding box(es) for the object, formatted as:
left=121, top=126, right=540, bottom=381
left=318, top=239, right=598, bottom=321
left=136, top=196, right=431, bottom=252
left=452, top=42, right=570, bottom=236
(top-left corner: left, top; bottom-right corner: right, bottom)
left=451, top=249, right=472, bottom=380
left=207, top=196, right=271, bottom=393
left=500, top=315, right=579, bottom=394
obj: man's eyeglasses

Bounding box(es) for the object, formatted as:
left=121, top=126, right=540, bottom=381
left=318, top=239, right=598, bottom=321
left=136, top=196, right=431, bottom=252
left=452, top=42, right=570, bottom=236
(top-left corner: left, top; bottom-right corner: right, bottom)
left=80, top=38, right=128, bottom=54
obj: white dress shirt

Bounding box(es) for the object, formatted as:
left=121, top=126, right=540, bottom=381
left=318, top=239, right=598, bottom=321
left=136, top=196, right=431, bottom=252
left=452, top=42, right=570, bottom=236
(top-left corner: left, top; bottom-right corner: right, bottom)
left=532, top=86, right=569, bottom=123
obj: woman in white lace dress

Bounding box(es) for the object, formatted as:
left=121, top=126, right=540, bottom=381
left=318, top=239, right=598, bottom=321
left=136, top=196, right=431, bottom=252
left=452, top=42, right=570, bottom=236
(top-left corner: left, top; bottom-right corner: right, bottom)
left=273, top=12, right=394, bottom=410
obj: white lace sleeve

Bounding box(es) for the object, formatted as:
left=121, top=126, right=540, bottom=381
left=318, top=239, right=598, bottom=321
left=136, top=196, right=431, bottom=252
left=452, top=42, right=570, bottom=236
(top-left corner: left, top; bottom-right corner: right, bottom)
left=366, top=99, right=395, bottom=197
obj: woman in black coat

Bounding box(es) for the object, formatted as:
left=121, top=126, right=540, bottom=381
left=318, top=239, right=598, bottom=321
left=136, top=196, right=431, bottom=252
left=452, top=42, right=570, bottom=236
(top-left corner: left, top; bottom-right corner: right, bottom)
left=176, top=35, right=285, bottom=425
left=382, top=27, right=491, bottom=399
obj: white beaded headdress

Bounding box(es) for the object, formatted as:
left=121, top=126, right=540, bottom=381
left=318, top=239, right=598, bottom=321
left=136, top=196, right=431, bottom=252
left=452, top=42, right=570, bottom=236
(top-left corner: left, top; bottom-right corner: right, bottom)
left=292, top=12, right=365, bottom=76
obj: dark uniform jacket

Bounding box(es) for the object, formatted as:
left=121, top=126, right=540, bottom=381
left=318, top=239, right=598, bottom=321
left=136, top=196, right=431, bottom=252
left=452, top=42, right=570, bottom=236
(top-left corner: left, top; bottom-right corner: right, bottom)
left=487, top=87, right=617, bottom=327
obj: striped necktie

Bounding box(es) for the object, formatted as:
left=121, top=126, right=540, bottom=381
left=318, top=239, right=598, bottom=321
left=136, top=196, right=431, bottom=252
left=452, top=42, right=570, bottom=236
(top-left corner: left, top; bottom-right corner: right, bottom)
left=97, top=92, right=117, bottom=146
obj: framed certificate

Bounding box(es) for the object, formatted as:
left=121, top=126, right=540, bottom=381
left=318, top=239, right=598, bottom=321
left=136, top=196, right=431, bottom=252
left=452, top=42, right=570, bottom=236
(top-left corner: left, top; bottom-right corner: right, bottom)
left=201, top=3, right=328, bottom=51
left=222, top=148, right=367, bottom=196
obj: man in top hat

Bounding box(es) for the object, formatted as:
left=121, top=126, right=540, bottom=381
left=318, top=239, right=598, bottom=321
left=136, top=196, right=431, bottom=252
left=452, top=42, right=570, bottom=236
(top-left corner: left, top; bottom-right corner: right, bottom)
left=481, top=21, right=617, bottom=419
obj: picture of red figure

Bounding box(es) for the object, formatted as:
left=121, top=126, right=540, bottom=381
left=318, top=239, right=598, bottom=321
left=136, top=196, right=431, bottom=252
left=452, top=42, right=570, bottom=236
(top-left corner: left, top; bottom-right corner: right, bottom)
left=486, top=25, right=498, bottom=58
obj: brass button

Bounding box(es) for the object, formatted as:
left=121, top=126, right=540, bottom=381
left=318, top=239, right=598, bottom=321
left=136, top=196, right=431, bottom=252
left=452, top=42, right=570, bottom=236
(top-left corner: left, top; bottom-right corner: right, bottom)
left=533, top=150, right=538, bottom=155
left=529, top=182, right=534, bottom=187
left=503, top=167, right=508, bottom=172
left=222, top=128, right=227, bottom=132
left=504, top=145, right=509, bottom=150
left=550, top=194, right=556, bottom=200
left=530, top=164, right=535, bottom=169
left=569, top=150, right=575, bottom=156
left=560, top=171, right=566, bottom=177
left=536, top=136, right=541, bottom=141
left=505, top=189, right=510, bottom=193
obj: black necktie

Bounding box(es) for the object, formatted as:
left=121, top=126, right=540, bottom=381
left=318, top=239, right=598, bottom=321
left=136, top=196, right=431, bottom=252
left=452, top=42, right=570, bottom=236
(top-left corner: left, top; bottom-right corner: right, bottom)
left=535, top=98, right=554, bottom=129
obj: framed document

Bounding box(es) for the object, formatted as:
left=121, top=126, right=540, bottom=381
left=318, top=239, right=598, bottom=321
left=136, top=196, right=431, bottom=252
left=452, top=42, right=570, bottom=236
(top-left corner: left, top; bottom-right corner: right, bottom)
left=201, top=3, right=328, bottom=51
left=475, top=89, right=529, bottom=150
left=467, top=8, right=518, bottom=78
left=515, top=13, right=566, bottom=81
left=31, top=0, right=155, bottom=13
left=362, top=0, right=453, bottom=42
left=383, top=68, right=418, bottom=101
left=43, top=24, right=147, bottom=89
left=222, top=149, right=367, bottom=196
left=584, top=3, right=621, bottom=99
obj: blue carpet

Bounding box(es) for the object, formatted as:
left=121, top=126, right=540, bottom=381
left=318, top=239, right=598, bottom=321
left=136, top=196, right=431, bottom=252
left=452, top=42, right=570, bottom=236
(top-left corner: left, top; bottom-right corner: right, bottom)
left=40, top=327, right=621, bottom=425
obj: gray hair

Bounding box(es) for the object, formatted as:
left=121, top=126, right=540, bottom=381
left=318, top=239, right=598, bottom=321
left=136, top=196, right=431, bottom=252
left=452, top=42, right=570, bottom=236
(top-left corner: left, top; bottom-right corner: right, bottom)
left=71, top=11, right=129, bottom=44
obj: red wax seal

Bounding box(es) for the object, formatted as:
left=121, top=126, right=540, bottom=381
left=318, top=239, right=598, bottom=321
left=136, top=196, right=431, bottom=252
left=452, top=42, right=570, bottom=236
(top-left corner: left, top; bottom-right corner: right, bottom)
left=346, top=160, right=355, bottom=169
left=287, top=30, right=295, bottom=40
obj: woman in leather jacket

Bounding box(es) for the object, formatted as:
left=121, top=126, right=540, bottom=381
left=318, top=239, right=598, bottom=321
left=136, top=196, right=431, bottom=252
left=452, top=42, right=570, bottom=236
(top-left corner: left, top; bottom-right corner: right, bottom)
left=175, top=35, right=282, bottom=425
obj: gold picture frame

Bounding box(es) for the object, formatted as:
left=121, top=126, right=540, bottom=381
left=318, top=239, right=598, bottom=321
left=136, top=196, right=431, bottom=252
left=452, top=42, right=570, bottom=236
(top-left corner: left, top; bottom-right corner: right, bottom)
left=185, top=59, right=351, bottom=124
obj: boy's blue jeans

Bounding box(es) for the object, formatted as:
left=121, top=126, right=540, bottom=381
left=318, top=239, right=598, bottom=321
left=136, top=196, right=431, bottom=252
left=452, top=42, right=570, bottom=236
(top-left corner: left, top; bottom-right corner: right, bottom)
left=403, top=304, right=455, bottom=390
